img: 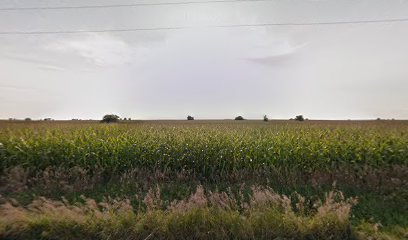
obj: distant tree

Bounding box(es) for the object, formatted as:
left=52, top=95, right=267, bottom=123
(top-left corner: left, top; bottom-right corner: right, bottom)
left=376, top=118, right=381, bottom=121
left=25, top=118, right=32, bottom=121
left=187, top=115, right=194, bottom=120
left=235, top=116, right=245, bottom=120
left=128, top=118, right=131, bottom=121
left=263, top=115, right=269, bottom=122
left=295, top=115, right=305, bottom=121
left=44, top=118, right=52, bottom=121
left=124, top=118, right=127, bottom=121
left=101, top=114, right=120, bottom=123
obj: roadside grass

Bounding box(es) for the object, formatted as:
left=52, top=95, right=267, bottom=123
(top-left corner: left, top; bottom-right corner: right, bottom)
left=1, top=185, right=358, bottom=240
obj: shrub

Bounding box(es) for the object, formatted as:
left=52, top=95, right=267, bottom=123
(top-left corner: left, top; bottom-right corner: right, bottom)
left=235, top=116, right=245, bottom=121
left=100, top=114, right=120, bottom=123
left=295, top=115, right=304, bottom=121
left=263, top=115, right=268, bottom=122
left=187, top=116, right=194, bottom=120
left=24, top=118, right=32, bottom=121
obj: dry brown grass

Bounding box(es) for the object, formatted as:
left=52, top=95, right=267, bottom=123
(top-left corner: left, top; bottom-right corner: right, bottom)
left=0, top=185, right=361, bottom=240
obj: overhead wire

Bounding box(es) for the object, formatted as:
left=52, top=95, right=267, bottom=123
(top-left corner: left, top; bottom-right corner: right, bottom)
left=0, top=0, right=407, bottom=35
left=0, top=17, right=407, bottom=35
left=0, top=0, right=275, bottom=11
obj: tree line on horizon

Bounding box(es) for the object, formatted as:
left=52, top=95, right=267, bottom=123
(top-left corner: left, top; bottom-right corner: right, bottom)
left=99, top=114, right=307, bottom=123
left=6, top=115, right=398, bottom=122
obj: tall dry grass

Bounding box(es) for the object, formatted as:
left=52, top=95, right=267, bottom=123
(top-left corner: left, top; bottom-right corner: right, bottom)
left=0, top=185, right=360, bottom=240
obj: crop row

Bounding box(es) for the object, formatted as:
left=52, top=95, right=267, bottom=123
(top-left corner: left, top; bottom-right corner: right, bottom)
left=0, top=122, right=407, bottom=177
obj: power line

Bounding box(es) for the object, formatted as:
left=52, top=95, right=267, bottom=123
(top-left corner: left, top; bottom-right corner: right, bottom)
left=0, top=17, right=407, bottom=35
left=0, top=0, right=271, bottom=11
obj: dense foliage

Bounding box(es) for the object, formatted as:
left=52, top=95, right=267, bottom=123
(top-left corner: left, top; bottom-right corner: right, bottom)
left=100, top=114, right=120, bottom=123
left=1, top=120, right=407, bottom=176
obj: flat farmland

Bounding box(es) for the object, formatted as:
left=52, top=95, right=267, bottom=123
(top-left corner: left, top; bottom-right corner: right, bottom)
left=0, top=120, right=407, bottom=239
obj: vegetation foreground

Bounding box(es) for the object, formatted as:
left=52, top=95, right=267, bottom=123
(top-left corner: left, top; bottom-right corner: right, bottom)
left=0, top=120, right=407, bottom=239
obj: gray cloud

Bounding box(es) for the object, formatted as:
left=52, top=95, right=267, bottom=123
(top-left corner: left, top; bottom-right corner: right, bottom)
left=1, top=53, right=65, bottom=70
left=0, top=0, right=408, bottom=119
left=44, top=34, right=141, bottom=67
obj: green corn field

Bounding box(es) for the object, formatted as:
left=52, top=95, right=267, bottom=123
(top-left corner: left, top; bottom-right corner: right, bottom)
left=1, top=120, right=407, bottom=174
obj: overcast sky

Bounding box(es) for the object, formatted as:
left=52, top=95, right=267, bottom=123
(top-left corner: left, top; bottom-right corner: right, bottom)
left=0, top=0, right=407, bottom=120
